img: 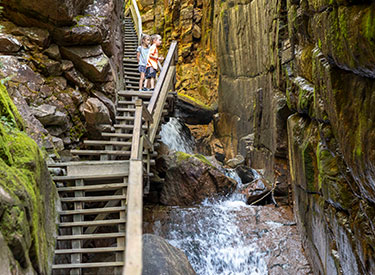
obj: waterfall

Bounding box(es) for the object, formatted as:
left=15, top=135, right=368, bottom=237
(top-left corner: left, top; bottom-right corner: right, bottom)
left=159, top=117, right=196, bottom=154
left=158, top=117, right=268, bottom=274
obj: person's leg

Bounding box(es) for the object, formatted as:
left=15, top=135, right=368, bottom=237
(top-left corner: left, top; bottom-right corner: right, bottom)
left=150, top=77, right=155, bottom=89
left=139, top=72, right=145, bottom=91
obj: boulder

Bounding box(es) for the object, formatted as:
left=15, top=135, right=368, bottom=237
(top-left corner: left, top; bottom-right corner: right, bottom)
left=11, top=27, right=50, bottom=48
left=142, top=234, right=196, bottom=275
left=225, top=154, right=245, bottom=168
left=64, top=67, right=94, bottom=91
left=176, top=94, right=216, bottom=125
left=53, top=15, right=103, bottom=46
left=30, top=104, right=68, bottom=126
left=157, top=151, right=237, bottom=206
left=61, top=45, right=110, bottom=82
left=240, top=178, right=272, bottom=205
left=44, top=44, right=61, bottom=60
left=235, top=165, right=256, bottom=184
left=92, top=91, right=116, bottom=121
left=82, top=97, right=112, bottom=130
left=3, top=0, right=92, bottom=26
left=0, top=34, right=22, bottom=53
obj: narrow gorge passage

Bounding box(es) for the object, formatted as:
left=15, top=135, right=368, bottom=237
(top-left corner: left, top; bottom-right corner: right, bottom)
left=145, top=118, right=312, bottom=274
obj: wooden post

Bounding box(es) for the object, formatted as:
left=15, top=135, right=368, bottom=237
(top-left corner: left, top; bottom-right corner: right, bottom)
left=71, top=179, right=83, bottom=275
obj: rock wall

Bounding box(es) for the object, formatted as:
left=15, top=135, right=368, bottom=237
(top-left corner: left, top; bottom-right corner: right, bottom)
left=137, top=0, right=218, bottom=106
left=0, top=83, right=58, bottom=274
left=0, top=0, right=124, bottom=151
left=213, top=0, right=375, bottom=274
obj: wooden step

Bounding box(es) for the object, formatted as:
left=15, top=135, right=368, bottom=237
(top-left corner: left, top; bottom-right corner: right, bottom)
left=60, top=195, right=126, bottom=203
left=125, top=71, right=140, bottom=77
left=57, top=232, right=124, bottom=241
left=48, top=160, right=129, bottom=167
left=84, top=140, right=132, bottom=146
left=70, top=150, right=131, bottom=156
left=117, top=108, right=135, bottom=112
left=101, top=133, right=133, bottom=138
left=59, top=206, right=126, bottom=216
left=115, top=116, right=135, bottom=121
left=55, top=247, right=124, bottom=254
left=125, top=75, right=139, bottom=80
left=57, top=183, right=127, bottom=192
left=59, top=219, right=126, bottom=227
left=123, top=59, right=138, bottom=63
left=52, top=262, right=124, bottom=269
left=118, top=100, right=148, bottom=105
left=53, top=173, right=128, bottom=181
left=119, top=90, right=153, bottom=97
left=114, top=124, right=149, bottom=130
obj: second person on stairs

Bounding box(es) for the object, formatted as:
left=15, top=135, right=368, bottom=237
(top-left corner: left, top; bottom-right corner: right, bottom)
left=145, top=34, right=164, bottom=92
left=137, top=34, right=151, bottom=92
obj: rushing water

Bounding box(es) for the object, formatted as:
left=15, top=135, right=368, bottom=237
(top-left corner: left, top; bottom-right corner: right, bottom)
left=152, top=169, right=268, bottom=274
left=160, top=117, right=196, bottom=154
left=156, top=117, right=312, bottom=274
left=158, top=118, right=269, bottom=274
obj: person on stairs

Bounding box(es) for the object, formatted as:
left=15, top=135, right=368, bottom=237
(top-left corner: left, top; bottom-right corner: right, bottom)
left=145, top=34, right=164, bottom=91
left=137, top=34, right=151, bottom=92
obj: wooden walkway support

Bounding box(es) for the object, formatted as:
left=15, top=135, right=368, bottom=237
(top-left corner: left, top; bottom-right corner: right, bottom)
left=49, top=3, right=178, bottom=274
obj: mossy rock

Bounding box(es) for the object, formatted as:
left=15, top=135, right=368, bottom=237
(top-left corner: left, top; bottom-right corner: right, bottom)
left=0, top=83, right=57, bottom=274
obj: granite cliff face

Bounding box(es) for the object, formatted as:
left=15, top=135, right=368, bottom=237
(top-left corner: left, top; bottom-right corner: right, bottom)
left=212, top=0, right=375, bottom=273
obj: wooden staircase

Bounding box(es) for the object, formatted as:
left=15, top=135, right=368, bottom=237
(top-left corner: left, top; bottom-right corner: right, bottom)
left=50, top=7, right=178, bottom=274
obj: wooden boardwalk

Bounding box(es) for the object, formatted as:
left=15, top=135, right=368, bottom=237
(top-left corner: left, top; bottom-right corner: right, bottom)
left=50, top=8, right=178, bottom=274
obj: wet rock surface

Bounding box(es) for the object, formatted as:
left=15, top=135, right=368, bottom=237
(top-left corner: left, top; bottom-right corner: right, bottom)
left=142, top=234, right=196, bottom=275
left=144, top=205, right=312, bottom=274
left=155, top=151, right=237, bottom=206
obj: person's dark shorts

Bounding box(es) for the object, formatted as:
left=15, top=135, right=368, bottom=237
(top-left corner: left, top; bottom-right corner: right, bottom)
left=138, top=65, right=146, bottom=73
left=146, top=67, right=157, bottom=79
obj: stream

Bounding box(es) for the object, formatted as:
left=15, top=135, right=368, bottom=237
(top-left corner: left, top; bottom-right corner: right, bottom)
left=148, top=118, right=312, bottom=274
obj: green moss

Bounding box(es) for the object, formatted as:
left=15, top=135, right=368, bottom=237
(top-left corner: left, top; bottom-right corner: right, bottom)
left=0, top=84, right=56, bottom=273
left=362, top=5, right=375, bottom=47
left=175, top=151, right=214, bottom=168
left=0, top=84, right=24, bottom=130
left=177, top=93, right=213, bottom=110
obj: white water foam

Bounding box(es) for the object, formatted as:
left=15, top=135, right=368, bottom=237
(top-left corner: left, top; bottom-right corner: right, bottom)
left=160, top=117, right=196, bottom=154
left=153, top=167, right=268, bottom=274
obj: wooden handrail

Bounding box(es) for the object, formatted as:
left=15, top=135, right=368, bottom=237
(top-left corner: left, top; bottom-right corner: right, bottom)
left=147, top=41, right=178, bottom=115
left=124, top=41, right=178, bottom=275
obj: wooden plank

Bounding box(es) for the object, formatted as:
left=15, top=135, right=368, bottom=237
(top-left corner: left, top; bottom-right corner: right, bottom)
left=57, top=183, right=127, bottom=192
left=57, top=232, right=124, bottom=241
left=59, top=219, right=126, bottom=227
left=115, top=116, right=135, bottom=121
left=70, top=150, right=131, bottom=156
left=141, top=104, right=153, bottom=123
left=55, top=247, right=124, bottom=254
left=67, top=163, right=130, bottom=177
left=149, top=66, right=176, bottom=143
left=130, top=100, right=143, bottom=160
left=101, top=133, right=133, bottom=138
left=142, top=135, right=153, bottom=150
left=60, top=195, right=126, bottom=203
left=53, top=262, right=124, bottom=269
left=59, top=207, right=126, bottom=216
left=48, top=160, right=129, bottom=167
left=124, top=160, right=143, bottom=275
left=83, top=140, right=132, bottom=146
left=71, top=179, right=83, bottom=275
left=147, top=41, right=178, bottom=114
left=53, top=173, right=128, bottom=181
